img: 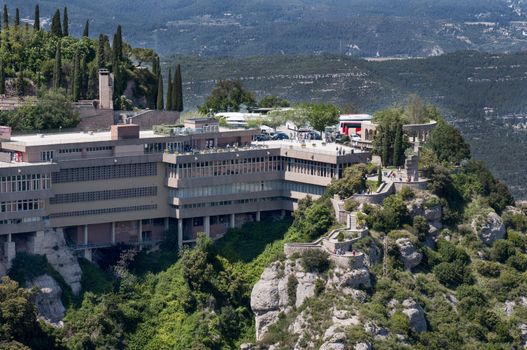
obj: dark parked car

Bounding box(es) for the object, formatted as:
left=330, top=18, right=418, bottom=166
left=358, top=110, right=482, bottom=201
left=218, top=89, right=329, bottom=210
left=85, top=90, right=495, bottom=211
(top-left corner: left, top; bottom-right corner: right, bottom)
left=272, top=132, right=290, bottom=140
left=255, top=134, right=272, bottom=141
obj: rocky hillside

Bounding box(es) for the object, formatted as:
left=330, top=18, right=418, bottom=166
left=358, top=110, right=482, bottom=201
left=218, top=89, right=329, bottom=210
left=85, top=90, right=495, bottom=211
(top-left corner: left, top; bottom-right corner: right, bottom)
left=245, top=174, right=527, bottom=349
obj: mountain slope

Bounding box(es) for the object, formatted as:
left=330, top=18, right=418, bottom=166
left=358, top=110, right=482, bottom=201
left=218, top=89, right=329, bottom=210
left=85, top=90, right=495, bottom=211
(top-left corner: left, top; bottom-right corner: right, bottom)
left=8, top=0, right=527, bottom=56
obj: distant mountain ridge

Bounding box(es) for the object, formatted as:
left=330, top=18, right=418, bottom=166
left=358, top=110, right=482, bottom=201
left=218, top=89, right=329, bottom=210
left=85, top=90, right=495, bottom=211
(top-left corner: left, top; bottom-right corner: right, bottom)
left=8, top=0, right=527, bottom=56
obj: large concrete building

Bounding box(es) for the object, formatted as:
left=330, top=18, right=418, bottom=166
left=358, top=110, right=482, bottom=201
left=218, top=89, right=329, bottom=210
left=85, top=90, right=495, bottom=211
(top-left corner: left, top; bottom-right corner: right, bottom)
left=0, top=119, right=370, bottom=265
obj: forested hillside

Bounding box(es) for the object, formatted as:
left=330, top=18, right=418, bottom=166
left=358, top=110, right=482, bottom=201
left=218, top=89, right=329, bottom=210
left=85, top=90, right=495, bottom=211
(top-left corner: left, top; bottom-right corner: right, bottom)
left=7, top=0, right=527, bottom=56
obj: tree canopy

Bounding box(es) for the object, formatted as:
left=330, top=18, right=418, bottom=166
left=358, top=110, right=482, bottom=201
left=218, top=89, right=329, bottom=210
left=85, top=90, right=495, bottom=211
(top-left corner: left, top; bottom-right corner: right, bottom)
left=199, top=80, right=256, bottom=114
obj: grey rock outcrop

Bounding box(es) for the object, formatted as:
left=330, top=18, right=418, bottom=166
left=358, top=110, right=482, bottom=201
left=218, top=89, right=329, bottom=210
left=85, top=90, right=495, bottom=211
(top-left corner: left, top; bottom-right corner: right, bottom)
left=472, top=212, right=505, bottom=246
left=519, top=323, right=527, bottom=348
left=402, top=299, right=427, bottom=333
left=328, top=267, right=370, bottom=290
left=295, top=272, right=318, bottom=308
left=27, top=274, right=65, bottom=324
left=354, top=343, right=372, bottom=350
left=33, top=229, right=82, bottom=294
left=396, top=238, right=422, bottom=270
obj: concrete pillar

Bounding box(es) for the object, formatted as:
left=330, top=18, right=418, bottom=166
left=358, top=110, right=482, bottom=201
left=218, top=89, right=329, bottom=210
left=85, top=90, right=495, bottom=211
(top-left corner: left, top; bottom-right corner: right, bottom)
left=4, top=241, right=15, bottom=268
left=84, top=225, right=88, bottom=246
left=83, top=249, right=92, bottom=262
left=164, top=217, right=170, bottom=231
left=138, top=220, right=143, bottom=242
left=280, top=210, right=286, bottom=220
left=178, top=219, right=183, bottom=249
left=256, top=211, right=261, bottom=222
left=111, top=222, right=116, bottom=245
left=204, top=216, right=210, bottom=238
left=230, top=214, right=236, bottom=228
left=29, top=231, right=45, bottom=254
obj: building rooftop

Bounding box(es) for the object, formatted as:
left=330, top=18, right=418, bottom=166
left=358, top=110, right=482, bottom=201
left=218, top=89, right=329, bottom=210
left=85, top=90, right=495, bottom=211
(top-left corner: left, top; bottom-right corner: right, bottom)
left=255, top=140, right=369, bottom=155
left=5, top=130, right=166, bottom=146
left=0, top=160, right=54, bottom=168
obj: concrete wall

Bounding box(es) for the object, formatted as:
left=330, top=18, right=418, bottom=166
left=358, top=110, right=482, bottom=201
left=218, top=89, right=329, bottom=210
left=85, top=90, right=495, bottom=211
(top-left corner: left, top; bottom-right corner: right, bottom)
left=123, top=111, right=180, bottom=130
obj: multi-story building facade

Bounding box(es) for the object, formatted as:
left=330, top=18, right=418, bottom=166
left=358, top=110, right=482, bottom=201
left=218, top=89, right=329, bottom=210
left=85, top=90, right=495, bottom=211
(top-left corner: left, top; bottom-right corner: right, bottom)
left=0, top=119, right=370, bottom=265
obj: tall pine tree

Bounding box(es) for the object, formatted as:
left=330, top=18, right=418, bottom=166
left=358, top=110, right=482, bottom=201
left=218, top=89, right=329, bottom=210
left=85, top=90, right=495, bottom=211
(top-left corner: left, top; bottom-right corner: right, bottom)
left=3, top=5, right=9, bottom=29
left=83, top=20, right=89, bottom=37
left=63, top=7, right=69, bottom=36
left=53, top=43, right=62, bottom=89
left=0, top=61, right=5, bottom=95
left=174, top=64, right=184, bottom=112
left=393, top=123, right=403, bottom=166
left=72, top=52, right=81, bottom=101
left=14, top=8, right=20, bottom=28
left=156, top=72, right=164, bottom=110
left=166, top=68, right=173, bottom=111
left=113, top=25, right=123, bottom=63
left=80, top=56, right=88, bottom=99
left=34, top=5, right=40, bottom=30
left=51, top=9, right=62, bottom=37
left=98, top=34, right=107, bottom=68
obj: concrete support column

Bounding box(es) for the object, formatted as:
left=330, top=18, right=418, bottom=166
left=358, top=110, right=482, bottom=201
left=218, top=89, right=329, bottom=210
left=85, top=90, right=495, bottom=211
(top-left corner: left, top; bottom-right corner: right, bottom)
left=230, top=214, right=236, bottom=228
left=111, top=222, right=116, bottom=245
left=84, top=225, right=88, bottom=246
left=138, top=220, right=143, bottom=243
left=83, top=249, right=92, bottom=262
left=164, top=217, right=170, bottom=231
left=280, top=210, right=286, bottom=220
left=204, top=216, right=210, bottom=238
left=4, top=241, right=15, bottom=268
left=28, top=231, right=45, bottom=255
left=177, top=219, right=183, bottom=249
left=256, top=211, right=261, bottom=222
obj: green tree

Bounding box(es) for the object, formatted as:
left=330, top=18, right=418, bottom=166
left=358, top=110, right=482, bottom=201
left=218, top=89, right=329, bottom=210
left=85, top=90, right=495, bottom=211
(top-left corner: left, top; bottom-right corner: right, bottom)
left=426, top=118, right=471, bottom=164
left=62, top=7, right=69, bottom=36
left=199, top=80, right=256, bottom=114
left=14, top=8, right=19, bottom=28
left=372, top=108, right=410, bottom=166
left=3, top=5, right=8, bottom=29
left=82, top=20, right=89, bottom=37
left=112, top=25, right=123, bottom=63
left=180, top=234, right=214, bottom=291
left=0, top=61, right=5, bottom=95
left=405, top=94, right=428, bottom=124
left=52, top=43, right=62, bottom=89
left=393, top=122, right=403, bottom=166
left=303, top=103, right=340, bottom=135
left=33, top=5, right=40, bottom=31
left=98, top=34, right=107, bottom=68
left=72, top=52, right=81, bottom=101
left=166, top=68, right=173, bottom=111
left=156, top=71, right=164, bottom=110
left=174, top=64, right=183, bottom=112
left=50, top=9, right=62, bottom=37
left=328, top=163, right=368, bottom=198
left=258, top=95, right=290, bottom=108
left=15, top=70, right=24, bottom=97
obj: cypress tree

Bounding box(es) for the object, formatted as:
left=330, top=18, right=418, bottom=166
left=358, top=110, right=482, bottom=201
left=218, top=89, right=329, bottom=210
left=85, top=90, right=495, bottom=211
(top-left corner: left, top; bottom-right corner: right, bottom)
left=381, top=130, right=389, bottom=167
left=53, top=43, right=62, bottom=89
left=166, top=68, right=173, bottom=111
left=63, top=7, right=69, bottom=36
left=51, top=9, right=62, bottom=37
left=174, top=64, right=183, bottom=112
left=16, top=70, right=24, bottom=97
left=393, top=123, right=403, bottom=166
left=72, top=52, right=81, bottom=101
left=34, top=5, right=40, bottom=31
left=25, top=22, right=29, bottom=32
left=98, top=34, right=106, bottom=68
left=14, top=8, right=20, bottom=28
left=156, top=72, right=164, bottom=110
left=152, top=55, right=159, bottom=77
left=3, top=5, right=9, bottom=29
left=0, top=61, right=5, bottom=95
left=112, top=25, right=123, bottom=63
left=80, top=56, right=88, bottom=99
left=83, top=20, right=89, bottom=37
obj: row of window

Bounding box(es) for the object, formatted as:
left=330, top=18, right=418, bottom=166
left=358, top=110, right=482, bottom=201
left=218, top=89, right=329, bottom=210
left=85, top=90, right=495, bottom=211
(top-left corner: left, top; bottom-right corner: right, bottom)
left=59, top=148, right=82, bottom=154
left=86, top=146, right=113, bottom=152
left=49, top=205, right=158, bottom=218
left=180, top=196, right=284, bottom=209
left=50, top=186, right=158, bottom=204
left=0, top=217, right=43, bottom=225
left=52, top=163, right=157, bottom=183
left=1, top=199, right=44, bottom=213
left=0, top=174, right=51, bottom=193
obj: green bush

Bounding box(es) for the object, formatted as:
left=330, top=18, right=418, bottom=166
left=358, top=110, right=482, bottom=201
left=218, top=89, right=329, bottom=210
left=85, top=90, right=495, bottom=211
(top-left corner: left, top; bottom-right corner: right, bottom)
left=343, top=199, right=360, bottom=212
left=287, top=275, right=298, bottom=306
left=314, top=278, right=325, bottom=296
left=413, top=216, right=429, bottom=242
left=475, top=261, right=501, bottom=278
left=390, top=311, right=410, bottom=335
left=300, top=250, right=330, bottom=273
left=503, top=212, right=527, bottom=232
left=490, top=240, right=516, bottom=263
left=399, top=186, right=415, bottom=200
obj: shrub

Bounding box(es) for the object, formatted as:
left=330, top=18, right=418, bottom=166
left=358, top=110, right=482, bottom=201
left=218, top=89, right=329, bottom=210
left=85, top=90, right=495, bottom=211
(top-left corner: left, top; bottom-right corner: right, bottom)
left=413, top=216, right=429, bottom=242
left=314, top=278, right=325, bottom=296
left=286, top=275, right=298, bottom=306
left=506, top=254, right=527, bottom=272
left=433, top=261, right=467, bottom=288
left=336, top=232, right=344, bottom=242
left=475, top=261, right=501, bottom=278
left=344, top=199, right=360, bottom=212
left=503, top=212, right=527, bottom=232
left=399, top=186, right=415, bottom=200
left=390, top=311, right=410, bottom=335
left=300, top=249, right=330, bottom=273
left=490, top=240, right=516, bottom=263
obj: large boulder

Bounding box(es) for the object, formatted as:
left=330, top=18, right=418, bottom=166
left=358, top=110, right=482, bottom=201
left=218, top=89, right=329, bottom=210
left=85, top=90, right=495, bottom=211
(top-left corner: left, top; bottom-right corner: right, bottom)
left=295, top=272, right=319, bottom=307
left=402, top=299, right=427, bottom=333
left=396, top=238, right=422, bottom=270
left=472, top=212, right=505, bottom=246
left=27, top=274, right=65, bottom=324
left=328, top=267, right=371, bottom=290
left=251, top=263, right=284, bottom=313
